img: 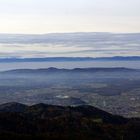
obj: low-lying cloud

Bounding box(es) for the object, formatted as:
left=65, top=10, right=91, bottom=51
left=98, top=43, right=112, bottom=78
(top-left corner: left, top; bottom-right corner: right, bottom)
left=0, top=32, right=140, bottom=58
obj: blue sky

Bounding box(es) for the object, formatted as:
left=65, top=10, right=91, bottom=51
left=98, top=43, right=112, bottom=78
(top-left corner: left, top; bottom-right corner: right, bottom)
left=0, top=0, right=140, bottom=33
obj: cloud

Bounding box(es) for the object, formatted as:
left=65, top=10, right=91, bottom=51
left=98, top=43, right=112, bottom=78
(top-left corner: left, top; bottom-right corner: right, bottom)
left=0, top=33, right=140, bottom=58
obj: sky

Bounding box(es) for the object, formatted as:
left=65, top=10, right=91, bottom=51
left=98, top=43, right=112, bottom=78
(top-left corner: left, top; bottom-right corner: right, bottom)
left=0, top=0, right=140, bottom=34
left=0, top=0, right=140, bottom=58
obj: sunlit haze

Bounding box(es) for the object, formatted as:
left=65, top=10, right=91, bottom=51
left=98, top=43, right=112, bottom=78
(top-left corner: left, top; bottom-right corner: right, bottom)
left=0, top=0, right=140, bottom=34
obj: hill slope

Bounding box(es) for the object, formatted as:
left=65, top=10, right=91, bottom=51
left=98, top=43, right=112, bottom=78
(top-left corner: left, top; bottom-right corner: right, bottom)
left=0, top=103, right=139, bottom=140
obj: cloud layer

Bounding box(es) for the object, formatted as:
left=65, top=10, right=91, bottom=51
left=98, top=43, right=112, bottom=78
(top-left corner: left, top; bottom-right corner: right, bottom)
left=0, top=33, right=140, bottom=58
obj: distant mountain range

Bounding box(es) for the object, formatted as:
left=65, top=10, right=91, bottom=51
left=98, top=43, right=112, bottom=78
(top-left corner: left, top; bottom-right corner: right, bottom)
left=2, top=67, right=139, bottom=74
left=0, top=56, right=140, bottom=62
left=0, top=102, right=139, bottom=139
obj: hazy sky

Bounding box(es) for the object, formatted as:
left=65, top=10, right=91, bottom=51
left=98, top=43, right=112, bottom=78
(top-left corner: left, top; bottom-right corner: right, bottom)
left=0, top=0, right=140, bottom=34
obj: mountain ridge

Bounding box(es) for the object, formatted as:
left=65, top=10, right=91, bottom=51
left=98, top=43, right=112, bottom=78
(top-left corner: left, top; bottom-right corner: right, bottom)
left=0, top=56, right=140, bottom=62
left=0, top=102, right=139, bottom=139
left=2, top=67, right=139, bottom=74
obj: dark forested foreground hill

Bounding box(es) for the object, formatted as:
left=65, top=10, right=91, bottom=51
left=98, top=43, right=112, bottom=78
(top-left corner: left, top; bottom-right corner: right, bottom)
left=0, top=102, right=139, bottom=140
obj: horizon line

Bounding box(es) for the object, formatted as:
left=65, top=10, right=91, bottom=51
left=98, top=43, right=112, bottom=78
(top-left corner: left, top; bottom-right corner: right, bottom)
left=0, top=31, right=140, bottom=35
